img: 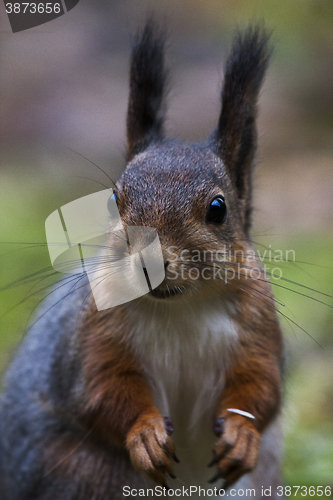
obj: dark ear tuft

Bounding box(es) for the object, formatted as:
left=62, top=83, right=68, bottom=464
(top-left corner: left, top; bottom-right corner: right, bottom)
left=126, top=19, right=168, bottom=160
left=213, top=25, right=271, bottom=234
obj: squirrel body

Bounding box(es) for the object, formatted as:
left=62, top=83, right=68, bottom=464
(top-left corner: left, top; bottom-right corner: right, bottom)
left=0, top=21, right=284, bottom=500
left=113, top=283, right=283, bottom=493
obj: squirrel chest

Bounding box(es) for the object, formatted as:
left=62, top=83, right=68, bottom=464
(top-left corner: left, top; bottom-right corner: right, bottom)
left=122, top=296, right=239, bottom=486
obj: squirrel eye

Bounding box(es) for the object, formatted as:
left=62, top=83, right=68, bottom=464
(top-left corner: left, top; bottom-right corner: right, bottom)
left=107, top=193, right=118, bottom=216
left=206, top=196, right=227, bottom=224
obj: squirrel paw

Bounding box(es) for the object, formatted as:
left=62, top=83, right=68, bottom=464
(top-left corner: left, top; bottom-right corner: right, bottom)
left=126, top=415, right=177, bottom=485
left=208, top=415, right=261, bottom=488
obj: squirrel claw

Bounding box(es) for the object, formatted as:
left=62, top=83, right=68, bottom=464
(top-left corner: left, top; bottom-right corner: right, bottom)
left=208, top=471, right=221, bottom=484
left=163, top=416, right=174, bottom=436
left=207, top=455, right=218, bottom=468
left=211, top=415, right=261, bottom=487
left=173, top=452, right=180, bottom=463
left=126, top=415, right=176, bottom=485
left=213, top=418, right=225, bottom=437
left=220, top=480, right=227, bottom=491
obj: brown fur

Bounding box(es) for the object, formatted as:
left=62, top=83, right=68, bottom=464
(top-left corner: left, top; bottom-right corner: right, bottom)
left=0, top=20, right=284, bottom=500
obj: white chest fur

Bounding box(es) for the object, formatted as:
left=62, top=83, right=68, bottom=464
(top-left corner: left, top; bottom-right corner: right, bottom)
left=125, top=296, right=239, bottom=491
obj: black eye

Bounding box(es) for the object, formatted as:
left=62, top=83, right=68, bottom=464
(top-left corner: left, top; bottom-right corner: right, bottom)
left=206, top=196, right=227, bottom=224
left=107, top=192, right=118, bottom=217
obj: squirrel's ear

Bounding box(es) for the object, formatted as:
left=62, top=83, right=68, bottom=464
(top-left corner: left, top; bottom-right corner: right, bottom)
left=126, top=20, right=168, bottom=161
left=212, top=26, right=271, bottom=234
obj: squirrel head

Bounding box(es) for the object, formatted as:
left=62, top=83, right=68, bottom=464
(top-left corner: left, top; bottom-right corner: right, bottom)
left=110, top=20, right=271, bottom=301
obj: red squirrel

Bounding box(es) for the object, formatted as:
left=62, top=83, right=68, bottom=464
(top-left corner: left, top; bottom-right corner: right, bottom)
left=0, top=20, right=284, bottom=500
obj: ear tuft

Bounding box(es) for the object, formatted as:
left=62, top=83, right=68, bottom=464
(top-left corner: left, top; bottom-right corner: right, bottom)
left=126, top=19, right=168, bottom=160
left=213, top=25, right=272, bottom=234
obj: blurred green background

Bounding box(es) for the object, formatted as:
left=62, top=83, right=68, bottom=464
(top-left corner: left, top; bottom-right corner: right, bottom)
left=0, top=0, right=333, bottom=495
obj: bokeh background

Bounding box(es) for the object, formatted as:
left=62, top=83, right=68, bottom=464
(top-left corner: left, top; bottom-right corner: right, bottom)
left=0, top=0, right=332, bottom=494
